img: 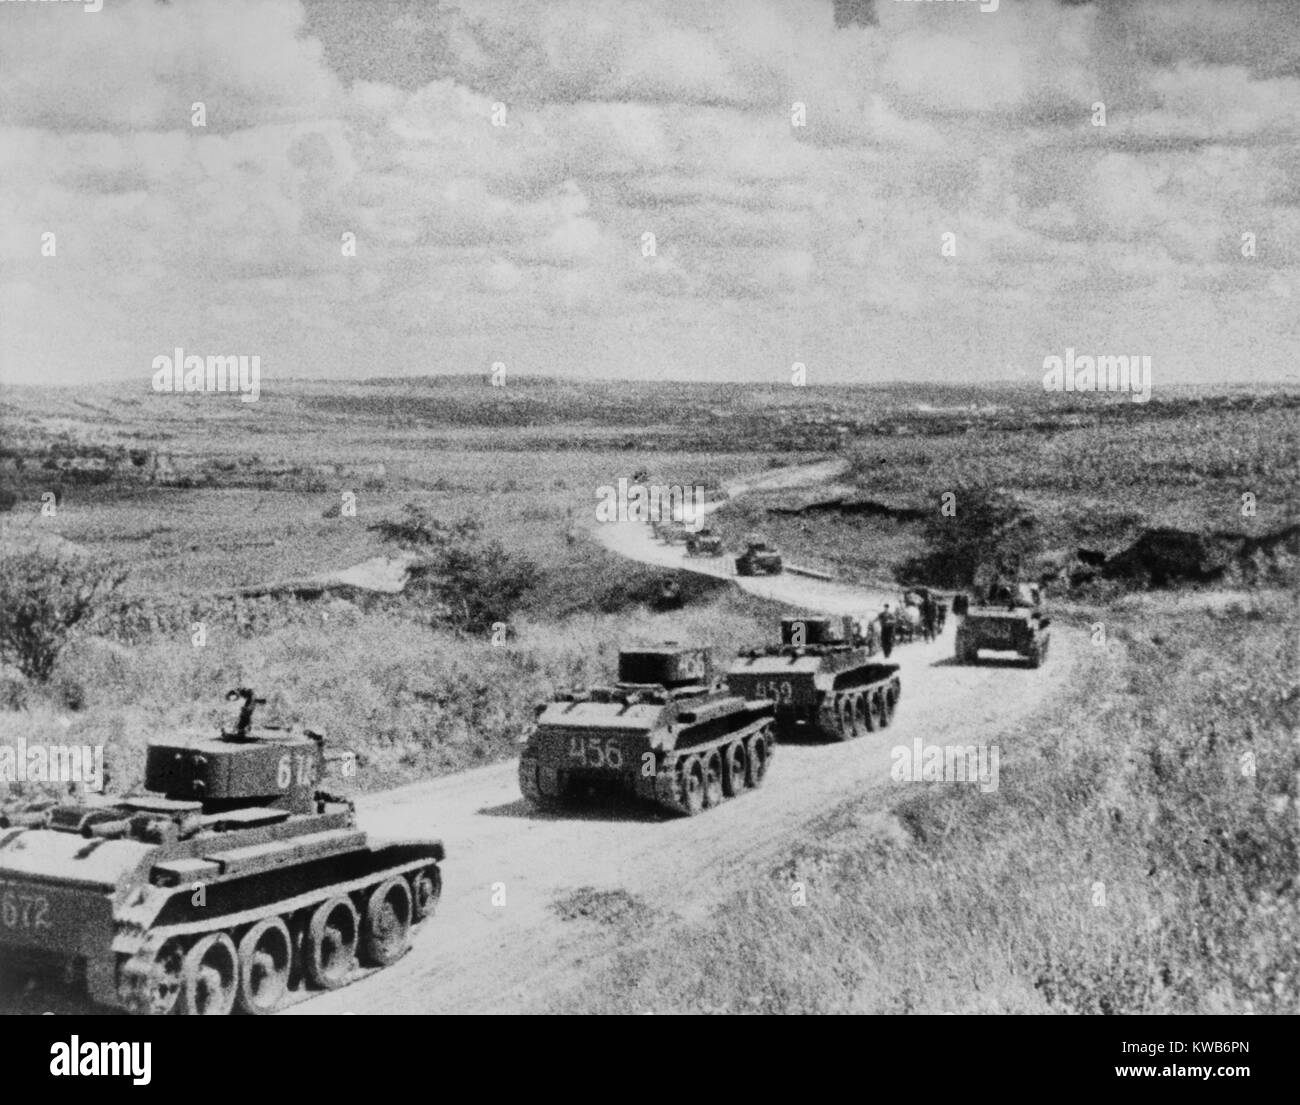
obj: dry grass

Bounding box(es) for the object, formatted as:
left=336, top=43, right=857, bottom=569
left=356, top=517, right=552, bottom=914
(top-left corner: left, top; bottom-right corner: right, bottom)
left=0, top=559, right=778, bottom=796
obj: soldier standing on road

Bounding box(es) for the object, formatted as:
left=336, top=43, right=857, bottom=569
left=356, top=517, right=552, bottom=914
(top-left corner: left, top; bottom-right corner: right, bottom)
left=922, top=593, right=937, bottom=642
left=878, top=604, right=896, bottom=658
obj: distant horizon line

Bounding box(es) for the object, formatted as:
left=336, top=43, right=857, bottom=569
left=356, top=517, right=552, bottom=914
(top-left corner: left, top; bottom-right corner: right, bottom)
left=3, top=371, right=1296, bottom=393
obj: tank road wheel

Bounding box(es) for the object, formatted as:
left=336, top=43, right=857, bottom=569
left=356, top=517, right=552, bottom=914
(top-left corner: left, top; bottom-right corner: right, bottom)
left=305, top=896, right=359, bottom=990
left=137, top=939, right=185, bottom=1016
left=722, top=741, right=748, bottom=797
left=850, top=694, right=869, bottom=739
left=362, top=877, right=414, bottom=967
left=880, top=686, right=897, bottom=728
left=236, top=917, right=292, bottom=1016
left=832, top=696, right=852, bottom=741
left=681, top=755, right=706, bottom=816
left=865, top=690, right=883, bottom=732
left=410, top=865, right=442, bottom=922
left=179, top=932, right=238, bottom=1016
left=745, top=730, right=770, bottom=788
left=702, top=750, right=725, bottom=809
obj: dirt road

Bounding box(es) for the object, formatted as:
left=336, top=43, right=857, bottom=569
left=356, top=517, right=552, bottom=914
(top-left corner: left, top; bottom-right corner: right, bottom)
left=283, top=462, right=1082, bottom=1014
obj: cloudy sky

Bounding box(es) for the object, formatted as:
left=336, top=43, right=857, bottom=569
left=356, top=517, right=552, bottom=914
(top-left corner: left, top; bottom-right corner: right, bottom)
left=1, top=0, right=1298, bottom=388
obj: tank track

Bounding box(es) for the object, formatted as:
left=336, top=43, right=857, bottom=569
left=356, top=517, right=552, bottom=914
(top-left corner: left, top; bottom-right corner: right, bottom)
left=813, top=676, right=901, bottom=741
left=114, top=856, right=441, bottom=1015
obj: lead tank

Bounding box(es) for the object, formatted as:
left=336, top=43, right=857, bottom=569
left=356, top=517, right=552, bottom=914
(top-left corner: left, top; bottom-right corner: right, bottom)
left=518, top=646, right=776, bottom=816
left=0, top=689, right=444, bottom=1015
left=726, top=616, right=901, bottom=740
left=953, top=581, right=1051, bottom=667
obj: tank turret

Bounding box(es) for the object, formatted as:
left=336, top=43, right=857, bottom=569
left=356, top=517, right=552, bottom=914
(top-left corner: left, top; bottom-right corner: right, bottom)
left=616, top=646, right=711, bottom=689
left=779, top=615, right=855, bottom=647
left=143, top=689, right=327, bottom=815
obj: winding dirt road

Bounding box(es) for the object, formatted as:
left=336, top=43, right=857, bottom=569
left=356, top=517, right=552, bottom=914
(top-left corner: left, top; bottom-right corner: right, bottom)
left=285, top=461, right=1083, bottom=1014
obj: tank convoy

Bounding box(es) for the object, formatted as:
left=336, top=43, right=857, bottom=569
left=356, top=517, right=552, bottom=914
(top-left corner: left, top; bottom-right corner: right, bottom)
left=518, top=646, right=776, bottom=816
left=0, top=689, right=443, bottom=1015
left=726, top=616, right=900, bottom=741
left=953, top=581, right=1051, bottom=667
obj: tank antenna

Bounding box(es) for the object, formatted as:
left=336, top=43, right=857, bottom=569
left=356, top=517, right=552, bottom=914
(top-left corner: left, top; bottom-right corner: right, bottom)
left=225, top=688, right=265, bottom=740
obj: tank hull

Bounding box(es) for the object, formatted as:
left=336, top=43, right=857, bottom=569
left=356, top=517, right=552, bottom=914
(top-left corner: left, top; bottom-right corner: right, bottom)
left=955, top=609, right=1051, bottom=667
left=727, top=651, right=901, bottom=741
left=0, top=807, right=443, bottom=1013
left=519, top=695, right=775, bottom=816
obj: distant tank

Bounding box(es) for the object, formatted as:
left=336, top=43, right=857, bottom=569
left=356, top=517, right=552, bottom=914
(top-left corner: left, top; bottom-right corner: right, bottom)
left=735, top=541, right=782, bottom=576
left=518, top=646, right=776, bottom=816
left=726, top=616, right=901, bottom=740
left=685, top=528, right=724, bottom=557
left=655, top=522, right=692, bottom=544
left=0, top=689, right=444, bottom=1015
left=953, top=581, right=1051, bottom=667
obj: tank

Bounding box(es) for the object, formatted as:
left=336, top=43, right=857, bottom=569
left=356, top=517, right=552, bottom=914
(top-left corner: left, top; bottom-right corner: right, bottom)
left=953, top=582, right=1051, bottom=667
left=685, top=528, right=724, bottom=557
left=518, top=646, right=776, bottom=816
left=735, top=541, right=782, bottom=576
left=655, top=522, right=692, bottom=545
left=726, top=616, right=901, bottom=740
left=0, top=689, right=444, bottom=1015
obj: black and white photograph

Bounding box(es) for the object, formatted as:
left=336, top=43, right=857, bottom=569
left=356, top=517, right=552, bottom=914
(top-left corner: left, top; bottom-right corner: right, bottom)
left=0, top=0, right=1296, bottom=1054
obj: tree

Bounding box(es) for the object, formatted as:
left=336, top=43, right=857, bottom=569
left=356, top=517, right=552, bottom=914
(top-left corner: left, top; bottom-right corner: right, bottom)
left=904, top=485, right=1042, bottom=588
left=0, top=546, right=125, bottom=681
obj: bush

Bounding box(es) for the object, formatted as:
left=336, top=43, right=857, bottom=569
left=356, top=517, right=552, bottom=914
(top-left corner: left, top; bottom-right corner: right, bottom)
left=372, top=505, right=539, bottom=634
left=0, top=546, right=126, bottom=681
left=431, top=536, right=540, bottom=633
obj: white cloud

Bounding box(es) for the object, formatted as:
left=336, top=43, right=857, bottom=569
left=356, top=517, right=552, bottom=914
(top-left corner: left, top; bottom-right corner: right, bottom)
left=0, top=0, right=1297, bottom=387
